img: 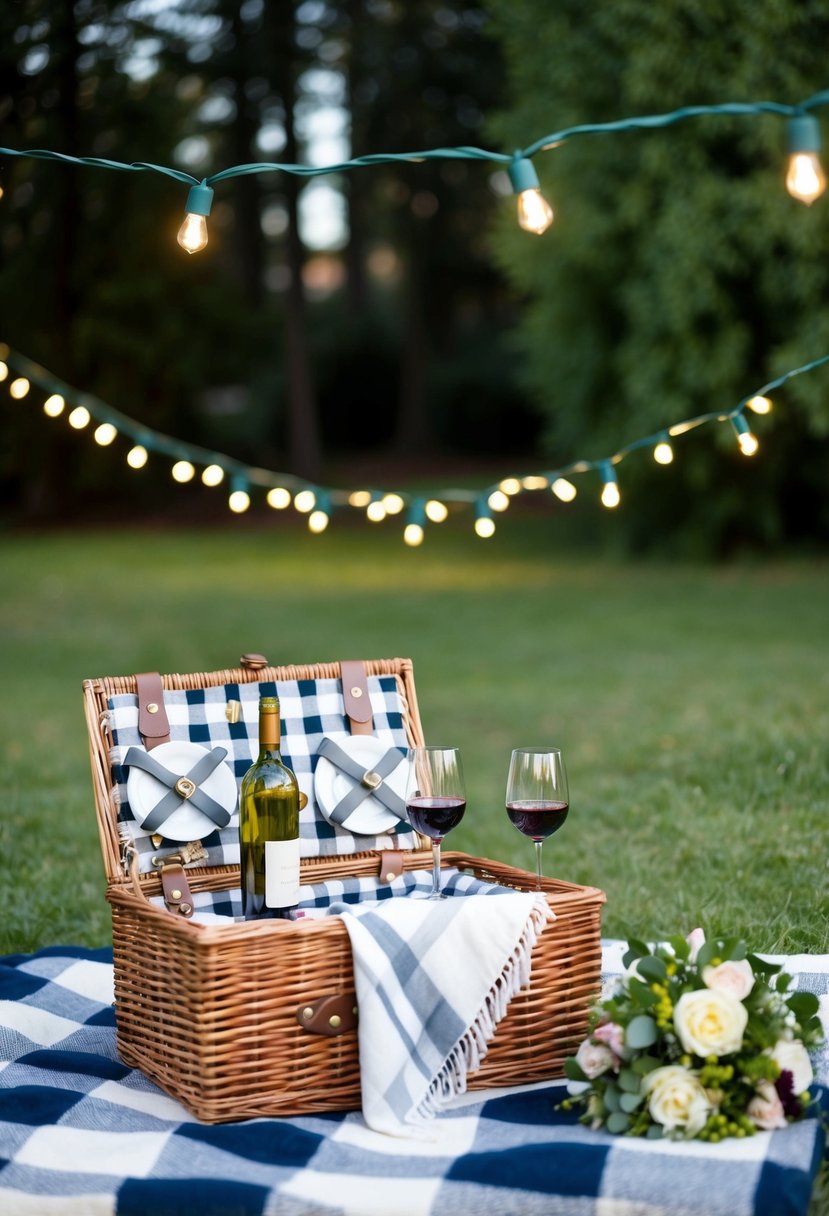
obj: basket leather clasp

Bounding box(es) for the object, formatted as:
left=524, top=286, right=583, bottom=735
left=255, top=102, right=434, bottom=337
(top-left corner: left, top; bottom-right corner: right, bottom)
left=297, top=992, right=358, bottom=1037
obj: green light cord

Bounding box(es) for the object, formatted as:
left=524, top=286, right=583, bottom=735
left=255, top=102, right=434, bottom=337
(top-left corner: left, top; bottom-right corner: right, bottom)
left=1, top=91, right=827, bottom=193
left=3, top=343, right=826, bottom=520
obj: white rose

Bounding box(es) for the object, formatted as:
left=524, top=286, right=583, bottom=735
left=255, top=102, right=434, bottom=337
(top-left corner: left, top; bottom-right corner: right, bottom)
left=686, top=928, right=706, bottom=963
left=702, top=959, right=755, bottom=1001
left=643, top=1065, right=711, bottom=1137
left=771, top=1039, right=813, bottom=1093
left=747, top=1081, right=787, bottom=1131
left=575, top=1038, right=615, bottom=1079
left=673, top=988, right=748, bottom=1057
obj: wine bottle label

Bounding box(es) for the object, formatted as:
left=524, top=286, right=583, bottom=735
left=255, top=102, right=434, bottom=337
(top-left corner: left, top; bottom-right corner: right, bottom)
left=264, top=839, right=301, bottom=908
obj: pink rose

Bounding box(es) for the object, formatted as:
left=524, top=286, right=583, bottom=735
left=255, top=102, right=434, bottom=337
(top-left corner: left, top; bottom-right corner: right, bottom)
left=575, top=1038, right=615, bottom=1079
left=747, top=1081, right=788, bottom=1131
left=593, top=1020, right=625, bottom=1061
left=686, top=928, right=706, bottom=963
left=702, top=959, right=754, bottom=1001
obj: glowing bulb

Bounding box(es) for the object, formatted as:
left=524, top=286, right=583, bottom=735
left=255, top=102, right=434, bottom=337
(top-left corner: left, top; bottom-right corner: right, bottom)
left=747, top=395, right=772, bottom=415
left=425, top=499, right=448, bottom=523
left=9, top=377, right=30, bottom=399
left=228, top=489, right=250, bottom=513
left=499, top=477, right=521, bottom=495
left=382, top=493, right=405, bottom=515
left=522, top=475, right=548, bottom=490
left=308, top=509, right=329, bottom=533
left=0, top=361, right=7, bottom=382
left=599, top=462, right=620, bottom=509
left=293, top=489, right=316, bottom=513
left=68, top=406, right=90, bottom=429
left=43, top=394, right=65, bottom=417
left=508, top=157, right=554, bottom=235
left=127, top=445, right=148, bottom=469
left=785, top=115, right=826, bottom=205
left=94, top=423, right=117, bottom=446
left=653, top=441, right=674, bottom=465
left=172, top=460, right=195, bottom=483
left=404, top=523, right=424, bottom=547
left=474, top=516, right=496, bottom=538
left=738, top=431, right=759, bottom=456
left=202, top=464, right=225, bottom=487
left=487, top=490, right=510, bottom=512
left=366, top=500, right=387, bottom=522
left=551, top=478, right=577, bottom=503
left=176, top=182, right=214, bottom=254
left=267, top=486, right=291, bottom=509
left=348, top=490, right=372, bottom=508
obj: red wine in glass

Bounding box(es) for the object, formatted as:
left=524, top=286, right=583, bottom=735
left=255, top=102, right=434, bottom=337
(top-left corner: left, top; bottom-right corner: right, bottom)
left=506, top=800, right=569, bottom=841
left=405, top=747, right=466, bottom=899
left=406, top=797, right=467, bottom=841
left=505, top=748, right=569, bottom=889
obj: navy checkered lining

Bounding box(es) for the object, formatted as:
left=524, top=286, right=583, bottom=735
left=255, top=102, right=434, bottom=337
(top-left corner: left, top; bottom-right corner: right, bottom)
left=108, top=674, right=416, bottom=874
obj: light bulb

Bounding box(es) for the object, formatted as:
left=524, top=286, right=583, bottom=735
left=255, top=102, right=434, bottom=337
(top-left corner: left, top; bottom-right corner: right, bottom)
left=308, top=509, right=329, bottom=533
left=68, top=406, right=90, bottom=429
left=731, top=413, right=759, bottom=456
left=94, top=423, right=117, bottom=446
left=474, top=516, right=496, bottom=538
left=499, top=477, right=521, bottom=495
left=228, top=489, right=250, bottom=513
left=9, top=377, right=30, bottom=399
left=172, top=460, right=195, bottom=482
left=366, top=500, right=387, bottom=522
left=0, top=361, right=7, bottom=382
left=487, top=490, right=510, bottom=512
left=425, top=499, right=448, bottom=523
left=522, top=475, right=548, bottom=490
left=348, top=490, right=372, bottom=508
left=551, top=478, right=577, bottom=503
left=785, top=115, right=826, bottom=205
left=600, top=462, right=620, bottom=509
left=127, top=445, right=148, bottom=469
left=293, top=489, right=316, bottom=513
left=43, top=394, right=65, bottom=417
left=202, top=464, right=225, bottom=487
left=382, top=493, right=405, bottom=515
left=508, top=156, right=554, bottom=235
left=746, top=395, right=772, bottom=415
left=266, top=486, right=291, bottom=509
left=653, top=440, right=674, bottom=465
left=404, top=523, right=424, bottom=547
left=176, top=182, right=214, bottom=254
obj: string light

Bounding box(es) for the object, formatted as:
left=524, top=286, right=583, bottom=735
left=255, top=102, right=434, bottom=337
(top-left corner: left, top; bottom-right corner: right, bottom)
left=785, top=114, right=827, bottom=205
left=507, top=156, right=554, bottom=235
left=9, top=377, right=30, bottom=399
left=3, top=91, right=827, bottom=252
left=0, top=361, right=8, bottom=382
left=653, top=436, right=674, bottom=465
left=177, top=182, right=214, bottom=254
left=172, top=459, right=195, bottom=482
left=731, top=413, right=759, bottom=456
left=68, top=405, right=90, bottom=429
left=4, top=343, right=827, bottom=543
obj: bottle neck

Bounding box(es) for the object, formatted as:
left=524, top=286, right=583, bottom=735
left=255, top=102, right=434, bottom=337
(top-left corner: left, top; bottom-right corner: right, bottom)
left=258, top=711, right=281, bottom=753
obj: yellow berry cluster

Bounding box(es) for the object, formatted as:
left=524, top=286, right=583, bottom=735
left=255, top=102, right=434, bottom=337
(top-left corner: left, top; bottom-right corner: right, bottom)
left=650, top=982, right=674, bottom=1029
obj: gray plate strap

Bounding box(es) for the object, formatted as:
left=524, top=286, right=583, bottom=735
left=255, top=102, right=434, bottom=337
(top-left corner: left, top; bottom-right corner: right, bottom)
left=124, top=746, right=232, bottom=834
left=317, top=737, right=407, bottom=827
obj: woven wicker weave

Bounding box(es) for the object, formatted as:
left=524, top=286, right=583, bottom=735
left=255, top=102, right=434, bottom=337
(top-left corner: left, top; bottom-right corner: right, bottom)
left=83, top=657, right=605, bottom=1123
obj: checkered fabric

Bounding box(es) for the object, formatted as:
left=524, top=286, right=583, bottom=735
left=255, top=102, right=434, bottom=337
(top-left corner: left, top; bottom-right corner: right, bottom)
left=107, top=675, right=415, bottom=872
left=1, top=943, right=826, bottom=1215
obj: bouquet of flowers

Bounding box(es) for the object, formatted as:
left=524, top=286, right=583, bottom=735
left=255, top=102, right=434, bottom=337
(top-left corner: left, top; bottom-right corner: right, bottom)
left=563, top=930, right=824, bottom=1141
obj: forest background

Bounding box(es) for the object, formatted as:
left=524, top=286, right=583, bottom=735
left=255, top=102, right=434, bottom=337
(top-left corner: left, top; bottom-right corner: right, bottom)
left=2, top=0, right=829, bottom=556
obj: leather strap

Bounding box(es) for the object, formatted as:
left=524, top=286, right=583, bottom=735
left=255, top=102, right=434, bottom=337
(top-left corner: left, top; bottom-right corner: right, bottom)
left=158, top=863, right=194, bottom=918
left=124, top=746, right=232, bottom=834
left=136, top=672, right=170, bottom=749
left=340, top=660, right=373, bottom=736
left=317, top=737, right=407, bottom=825
left=378, top=850, right=405, bottom=884
left=296, top=992, right=358, bottom=1037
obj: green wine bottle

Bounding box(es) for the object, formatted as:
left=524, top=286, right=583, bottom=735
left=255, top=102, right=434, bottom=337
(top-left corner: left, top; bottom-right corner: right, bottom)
left=239, top=696, right=300, bottom=920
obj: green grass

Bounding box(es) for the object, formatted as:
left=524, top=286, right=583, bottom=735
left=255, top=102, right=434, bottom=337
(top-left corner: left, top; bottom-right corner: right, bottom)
left=1, top=520, right=828, bottom=956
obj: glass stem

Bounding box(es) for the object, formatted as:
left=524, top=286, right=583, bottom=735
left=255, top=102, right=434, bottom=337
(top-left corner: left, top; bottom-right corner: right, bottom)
left=534, top=840, right=543, bottom=890
left=432, top=840, right=442, bottom=896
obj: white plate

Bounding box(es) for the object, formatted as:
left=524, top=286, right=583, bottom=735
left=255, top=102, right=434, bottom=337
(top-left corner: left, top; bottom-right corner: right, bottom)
left=126, top=740, right=238, bottom=842
left=314, top=735, right=407, bottom=836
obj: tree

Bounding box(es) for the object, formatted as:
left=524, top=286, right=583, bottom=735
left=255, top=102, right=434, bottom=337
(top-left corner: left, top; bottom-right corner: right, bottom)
left=486, top=0, right=829, bottom=553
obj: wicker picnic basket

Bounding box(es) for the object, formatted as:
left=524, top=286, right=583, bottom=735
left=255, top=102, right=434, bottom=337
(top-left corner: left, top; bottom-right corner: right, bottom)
left=83, top=655, right=605, bottom=1124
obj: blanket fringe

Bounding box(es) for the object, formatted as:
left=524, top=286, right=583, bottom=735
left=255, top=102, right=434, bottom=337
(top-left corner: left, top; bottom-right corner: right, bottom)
left=418, top=895, right=555, bottom=1117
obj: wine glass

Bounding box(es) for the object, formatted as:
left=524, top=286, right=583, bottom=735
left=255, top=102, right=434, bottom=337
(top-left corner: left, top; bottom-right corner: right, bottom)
left=505, top=747, right=569, bottom=890
left=405, top=746, right=466, bottom=900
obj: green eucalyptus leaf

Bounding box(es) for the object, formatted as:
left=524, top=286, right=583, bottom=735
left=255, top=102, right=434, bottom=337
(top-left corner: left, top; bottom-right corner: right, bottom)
left=646, top=1123, right=664, bottom=1140
left=564, top=1057, right=588, bottom=1082
left=625, top=938, right=652, bottom=962
left=747, top=954, right=782, bottom=976
left=636, top=955, right=668, bottom=983
left=603, top=1085, right=621, bottom=1112
left=606, top=1111, right=632, bottom=1134
left=625, top=1015, right=658, bottom=1049
left=619, top=1091, right=644, bottom=1113
left=628, top=978, right=660, bottom=1007
left=632, top=1055, right=662, bottom=1075
left=787, top=991, right=819, bottom=1019
left=618, top=1068, right=641, bottom=1094
left=694, top=941, right=719, bottom=969
left=666, top=935, right=690, bottom=960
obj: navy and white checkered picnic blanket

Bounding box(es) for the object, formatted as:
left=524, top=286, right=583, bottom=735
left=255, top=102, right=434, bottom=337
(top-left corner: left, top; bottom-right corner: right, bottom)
left=108, top=674, right=416, bottom=876
left=1, top=942, right=826, bottom=1215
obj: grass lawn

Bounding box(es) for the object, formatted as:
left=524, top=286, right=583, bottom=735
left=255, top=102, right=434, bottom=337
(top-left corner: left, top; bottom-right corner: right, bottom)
left=0, top=519, right=827, bottom=956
